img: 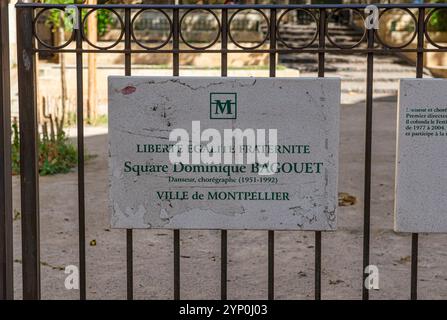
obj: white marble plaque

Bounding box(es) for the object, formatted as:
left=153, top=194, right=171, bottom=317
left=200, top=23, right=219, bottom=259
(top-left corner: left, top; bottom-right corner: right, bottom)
left=395, top=79, right=447, bottom=233
left=108, top=77, right=340, bottom=230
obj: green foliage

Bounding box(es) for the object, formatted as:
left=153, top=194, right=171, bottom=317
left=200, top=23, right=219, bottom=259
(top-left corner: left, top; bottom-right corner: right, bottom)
left=65, top=111, right=77, bottom=127
left=43, top=0, right=111, bottom=36
left=38, top=132, right=77, bottom=176
left=93, top=114, right=109, bottom=126
left=43, top=0, right=80, bottom=32
left=96, top=9, right=111, bottom=37
left=11, top=119, right=77, bottom=176
left=428, top=1, right=447, bottom=32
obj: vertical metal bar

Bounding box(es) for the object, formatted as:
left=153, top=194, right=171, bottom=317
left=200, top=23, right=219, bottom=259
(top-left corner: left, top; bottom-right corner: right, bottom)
left=268, top=8, right=276, bottom=301
left=268, top=231, right=274, bottom=300
left=124, top=7, right=133, bottom=301
left=16, top=4, right=40, bottom=300
left=75, top=12, right=86, bottom=301
left=220, top=8, right=228, bottom=301
left=315, top=8, right=326, bottom=301
left=126, top=230, right=133, bottom=299
left=172, top=7, right=180, bottom=301
left=220, top=230, right=227, bottom=300
left=221, top=8, right=228, bottom=78
left=269, top=9, right=276, bottom=77
left=173, top=8, right=180, bottom=77
left=362, top=25, right=375, bottom=301
left=416, top=8, right=426, bottom=79
left=318, top=9, right=325, bottom=77
left=314, top=232, right=321, bottom=299
left=411, top=7, right=425, bottom=301
left=411, top=233, right=419, bottom=300
left=173, top=230, right=180, bottom=300
left=0, top=0, right=14, bottom=300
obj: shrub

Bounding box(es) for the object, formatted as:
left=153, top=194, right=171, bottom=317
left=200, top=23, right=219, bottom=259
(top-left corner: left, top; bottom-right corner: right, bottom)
left=11, top=118, right=77, bottom=176
left=428, top=1, right=447, bottom=32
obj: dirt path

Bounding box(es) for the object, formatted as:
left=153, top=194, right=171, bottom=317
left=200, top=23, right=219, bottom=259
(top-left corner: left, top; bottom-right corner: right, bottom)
left=11, top=98, right=447, bottom=300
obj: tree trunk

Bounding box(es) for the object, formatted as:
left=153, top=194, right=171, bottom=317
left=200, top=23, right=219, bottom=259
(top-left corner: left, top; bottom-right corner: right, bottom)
left=87, top=0, right=98, bottom=124
left=59, top=26, right=67, bottom=138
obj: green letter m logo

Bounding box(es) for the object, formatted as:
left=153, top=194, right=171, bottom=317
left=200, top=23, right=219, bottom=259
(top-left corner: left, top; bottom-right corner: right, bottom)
left=210, top=93, right=237, bottom=119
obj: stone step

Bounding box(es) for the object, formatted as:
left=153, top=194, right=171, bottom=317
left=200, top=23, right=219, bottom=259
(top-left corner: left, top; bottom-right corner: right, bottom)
left=327, top=70, right=422, bottom=79
left=330, top=64, right=424, bottom=73
left=281, top=64, right=338, bottom=72
left=277, top=34, right=320, bottom=41
left=280, top=33, right=364, bottom=40
left=342, top=84, right=397, bottom=94
left=280, top=54, right=367, bottom=64
left=277, top=40, right=365, bottom=48
left=293, top=75, right=408, bottom=94
left=283, top=64, right=424, bottom=74
left=277, top=21, right=430, bottom=98
left=281, top=54, right=415, bottom=66
left=341, top=87, right=397, bottom=94
left=277, top=44, right=368, bottom=50
left=298, top=72, right=420, bottom=83
left=280, top=23, right=359, bottom=31
left=280, top=57, right=415, bottom=70
left=279, top=32, right=364, bottom=39
left=341, top=77, right=412, bottom=84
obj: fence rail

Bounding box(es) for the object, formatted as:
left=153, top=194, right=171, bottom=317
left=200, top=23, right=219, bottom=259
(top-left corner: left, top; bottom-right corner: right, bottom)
left=14, top=3, right=447, bottom=9
left=2, top=2, right=447, bottom=300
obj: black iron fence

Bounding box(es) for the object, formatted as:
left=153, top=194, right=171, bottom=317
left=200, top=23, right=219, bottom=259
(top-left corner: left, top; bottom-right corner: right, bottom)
left=2, top=1, right=447, bottom=300
left=0, top=0, right=13, bottom=302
